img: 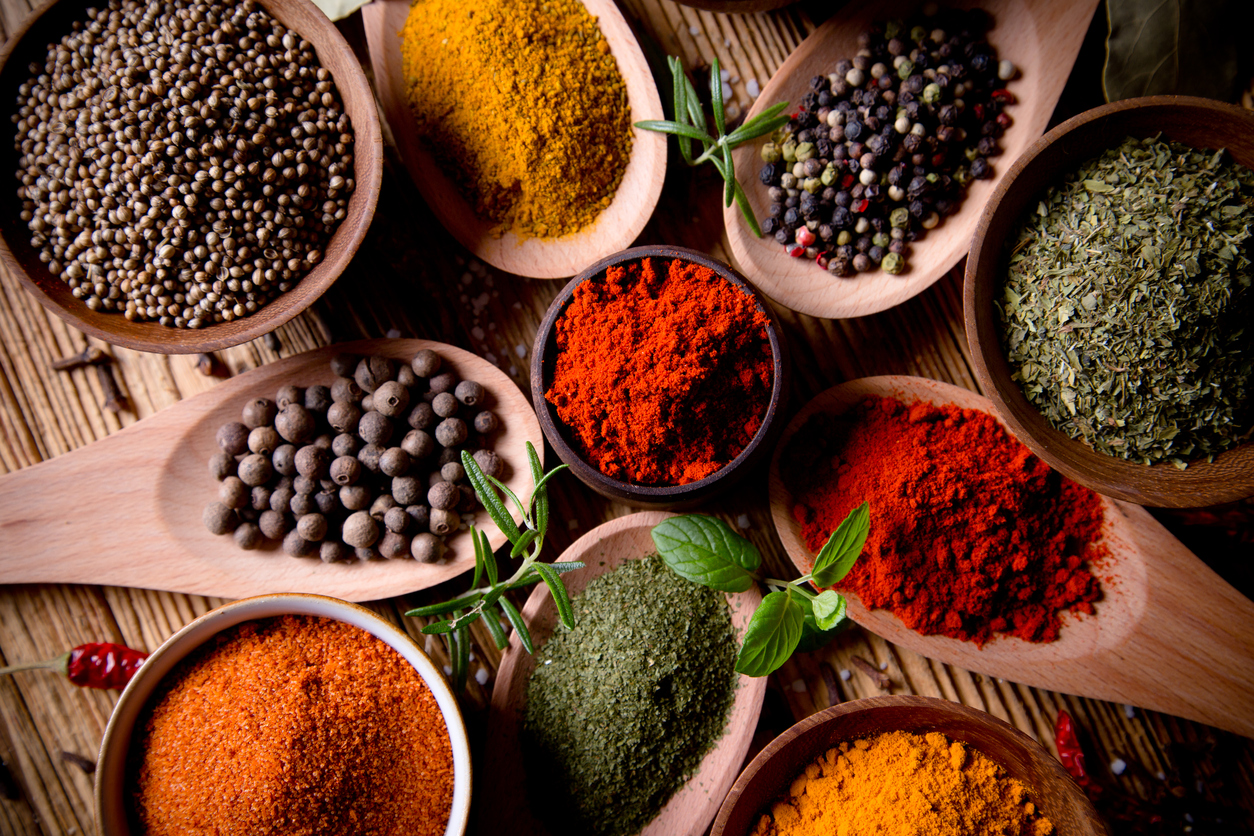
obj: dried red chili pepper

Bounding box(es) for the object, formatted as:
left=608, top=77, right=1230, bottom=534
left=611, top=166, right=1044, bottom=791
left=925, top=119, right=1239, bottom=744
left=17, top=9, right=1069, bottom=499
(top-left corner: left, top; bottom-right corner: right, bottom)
left=0, top=642, right=147, bottom=690
left=1054, top=710, right=1101, bottom=799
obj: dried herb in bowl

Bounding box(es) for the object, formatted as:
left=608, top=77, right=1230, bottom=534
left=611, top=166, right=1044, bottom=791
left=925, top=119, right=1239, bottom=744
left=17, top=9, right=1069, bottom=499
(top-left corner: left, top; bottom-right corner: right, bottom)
left=999, top=135, right=1254, bottom=467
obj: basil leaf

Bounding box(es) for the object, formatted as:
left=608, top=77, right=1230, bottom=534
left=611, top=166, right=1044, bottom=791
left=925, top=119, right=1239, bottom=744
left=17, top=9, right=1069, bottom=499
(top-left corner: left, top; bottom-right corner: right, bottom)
left=735, top=589, right=804, bottom=677
left=810, top=501, right=869, bottom=588
left=651, top=515, right=760, bottom=592
left=810, top=589, right=847, bottom=631
left=796, top=605, right=850, bottom=653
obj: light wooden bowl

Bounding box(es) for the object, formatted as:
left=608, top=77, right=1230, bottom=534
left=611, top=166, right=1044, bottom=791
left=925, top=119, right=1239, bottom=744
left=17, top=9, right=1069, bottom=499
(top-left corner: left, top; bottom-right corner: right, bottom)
left=671, top=0, right=797, bottom=11
left=711, top=696, right=1107, bottom=836
left=0, top=0, right=382, bottom=354
left=95, top=593, right=472, bottom=836
left=531, top=246, right=790, bottom=508
left=723, top=0, right=1099, bottom=319
left=361, top=0, right=666, bottom=279
left=964, top=97, right=1254, bottom=508
left=481, top=512, right=767, bottom=836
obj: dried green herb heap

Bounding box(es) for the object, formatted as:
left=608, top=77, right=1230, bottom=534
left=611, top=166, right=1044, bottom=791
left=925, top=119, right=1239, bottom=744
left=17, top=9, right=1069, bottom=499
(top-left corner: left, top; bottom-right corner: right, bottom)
left=1000, top=135, right=1254, bottom=467
left=522, top=553, right=737, bottom=836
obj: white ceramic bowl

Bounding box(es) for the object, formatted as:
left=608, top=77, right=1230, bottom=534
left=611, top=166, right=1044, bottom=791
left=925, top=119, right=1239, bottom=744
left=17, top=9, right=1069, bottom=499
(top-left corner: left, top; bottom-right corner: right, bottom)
left=94, top=594, right=471, bottom=836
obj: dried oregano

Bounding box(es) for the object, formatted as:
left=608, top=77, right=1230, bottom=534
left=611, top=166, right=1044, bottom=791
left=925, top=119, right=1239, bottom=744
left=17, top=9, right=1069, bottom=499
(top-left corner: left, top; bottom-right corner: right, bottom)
left=999, top=135, right=1254, bottom=467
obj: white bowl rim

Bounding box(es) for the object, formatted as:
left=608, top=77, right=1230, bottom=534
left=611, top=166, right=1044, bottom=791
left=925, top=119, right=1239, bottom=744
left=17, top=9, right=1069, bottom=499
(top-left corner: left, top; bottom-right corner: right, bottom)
left=94, top=593, right=471, bottom=836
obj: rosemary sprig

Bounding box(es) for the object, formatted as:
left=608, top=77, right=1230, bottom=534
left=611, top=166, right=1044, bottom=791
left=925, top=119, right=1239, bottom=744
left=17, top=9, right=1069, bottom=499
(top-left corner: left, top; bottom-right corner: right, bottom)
left=635, top=56, right=791, bottom=237
left=405, top=441, right=576, bottom=692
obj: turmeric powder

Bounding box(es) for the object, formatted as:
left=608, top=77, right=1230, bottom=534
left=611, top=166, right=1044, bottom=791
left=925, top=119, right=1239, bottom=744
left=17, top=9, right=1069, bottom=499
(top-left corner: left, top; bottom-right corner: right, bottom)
left=400, top=0, right=633, bottom=240
left=752, top=731, right=1054, bottom=836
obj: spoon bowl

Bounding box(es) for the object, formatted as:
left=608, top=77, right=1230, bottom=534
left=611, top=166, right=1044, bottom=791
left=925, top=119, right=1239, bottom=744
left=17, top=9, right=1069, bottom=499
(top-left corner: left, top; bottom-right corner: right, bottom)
left=768, top=375, right=1254, bottom=738
left=361, top=0, right=666, bottom=279
left=480, top=512, right=767, bottom=836
left=724, top=0, right=1099, bottom=318
left=0, top=340, right=542, bottom=601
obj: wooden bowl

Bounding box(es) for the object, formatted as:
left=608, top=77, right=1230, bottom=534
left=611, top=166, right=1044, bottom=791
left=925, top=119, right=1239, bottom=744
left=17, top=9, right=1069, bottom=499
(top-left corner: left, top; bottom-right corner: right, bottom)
left=0, top=0, right=383, bottom=354
left=711, top=696, right=1108, bottom=836
left=481, top=512, right=767, bottom=836
left=670, top=0, right=797, bottom=11
left=361, top=0, right=665, bottom=279
left=964, top=96, right=1254, bottom=508
left=95, top=593, right=472, bottom=836
left=530, top=245, right=790, bottom=508
left=723, top=0, right=1099, bottom=319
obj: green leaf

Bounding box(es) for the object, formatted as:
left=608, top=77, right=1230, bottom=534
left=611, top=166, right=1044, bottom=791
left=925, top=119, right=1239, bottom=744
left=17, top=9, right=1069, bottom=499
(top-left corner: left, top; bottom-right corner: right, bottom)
left=462, top=450, right=522, bottom=543
left=634, top=119, right=716, bottom=144
left=810, top=501, right=869, bottom=588
left=527, top=442, right=548, bottom=540
left=509, top=528, right=538, bottom=559
left=531, top=464, right=569, bottom=497
left=795, top=597, right=851, bottom=653
left=722, top=143, right=735, bottom=208
left=453, top=623, right=470, bottom=692
left=735, top=589, right=804, bottom=677
left=470, top=524, right=485, bottom=589
left=481, top=531, right=499, bottom=586
left=651, top=515, right=760, bottom=592
left=406, top=593, right=483, bottom=618
left=486, top=473, right=527, bottom=520
left=724, top=110, right=791, bottom=147
left=547, top=561, right=585, bottom=574
left=535, top=563, right=575, bottom=630
left=710, top=56, right=726, bottom=137
left=732, top=178, right=763, bottom=239
left=670, top=56, right=696, bottom=165
left=483, top=603, right=509, bottom=650
left=810, top=589, right=848, bottom=631
left=682, top=68, right=707, bottom=135
left=421, top=618, right=460, bottom=635
left=498, top=597, right=533, bottom=653
left=1103, top=0, right=1243, bottom=103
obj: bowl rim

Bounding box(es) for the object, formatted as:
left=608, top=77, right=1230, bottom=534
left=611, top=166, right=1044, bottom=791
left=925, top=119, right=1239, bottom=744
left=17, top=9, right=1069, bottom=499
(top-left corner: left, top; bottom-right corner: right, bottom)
left=93, top=593, right=471, bottom=836
left=963, top=95, right=1254, bottom=508
left=0, top=0, right=383, bottom=354
left=529, top=244, right=791, bottom=506
left=711, top=694, right=1105, bottom=836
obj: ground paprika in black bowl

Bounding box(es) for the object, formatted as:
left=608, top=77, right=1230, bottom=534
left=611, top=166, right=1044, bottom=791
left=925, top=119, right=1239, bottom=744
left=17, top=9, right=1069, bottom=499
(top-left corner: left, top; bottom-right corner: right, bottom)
left=531, top=245, right=789, bottom=508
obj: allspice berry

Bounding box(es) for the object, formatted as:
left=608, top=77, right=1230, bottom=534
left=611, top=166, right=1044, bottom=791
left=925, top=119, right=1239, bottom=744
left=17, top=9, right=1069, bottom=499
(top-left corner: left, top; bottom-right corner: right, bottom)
left=238, top=454, right=274, bottom=487
left=270, top=486, right=295, bottom=514
left=429, top=508, right=461, bottom=536
left=408, top=402, right=436, bottom=430
left=401, top=429, right=435, bottom=460
left=259, top=510, right=291, bottom=540
left=357, top=443, right=385, bottom=473
left=379, top=447, right=411, bottom=478
left=342, top=511, right=380, bottom=548
left=234, top=523, right=263, bottom=551
left=379, top=531, right=411, bottom=559
left=411, top=349, right=441, bottom=378
left=216, top=422, right=249, bottom=455
left=457, top=485, right=479, bottom=514
left=473, top=411, right=500, bottom=434
left=373, top=381, right=410, bottom=418
left=330, top=455, right=361, bottom=486
left=219, top=476, right=249, bottom=509
left=354, top=356, right=395, bottom=393
left=340, top=484, right=371, bottom=511
left=428, top=480, right=460, bottom=511
left=472, top=449, right=505, bottom=480
left=203, top=502, right=239, bottom=535
left=406, top=504, right=431, bottom=532
left=294, top=445, right=331, bottom=479
left=209, top=450, right=236, bottom=481
left=332, top=433, right=361, bottom=458
left=327, top=402, right=362, bottom=434
left=283, top=530, right=317, bottom=558
left=304, top=385, right=332, bottom=414
left=358, top=411, right=393, bottom=446
left=411, top=532, right=444, bottom=563
left=440, top=462, right=466, bottom=483
left=276, top=385, right=303, bottom=410
left=384, top=506, right=411, bottom=534
left=290, top=493, right=317, bottom=518
left=428, top=371, right=458, bottom=395
left=248, top=426, right=281, bottom=456
left=315, top=489, right=340, bottom=516
left=293, top=474, right=319, bottom=495
left=455, top=380, right=485, bottom=407
left=251, top=486, right=272, bottom=512
left=320, top=540, right=351, bottom=564
left=370, top=493, right=399, bottom=520
left=296, top=513, right=328, bottom=542
left=242, top=398, right=278, bottom=429
left=275, top=404, right=315, bottom=444
left=331, top=377, right=364, bottom=405
left=435, top=417, right=468, bottom=447
left=330, top=353, right=359, bottom=378
left=397, top=366, right=417, bottom=388
left=432, top=392, right=459, bottom=419
left=392, top=475, right=422, bottom=506
left=272, top=444, right=298, bottom=476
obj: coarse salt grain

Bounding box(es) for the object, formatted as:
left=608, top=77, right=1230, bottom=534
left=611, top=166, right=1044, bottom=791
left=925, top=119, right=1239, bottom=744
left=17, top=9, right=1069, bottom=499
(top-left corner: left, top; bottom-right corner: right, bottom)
left=736, top=514, right=750, bottom=529
left=746, top=79, right=761, bottom=98
left=688, top=25, right=699, bottom=35
left=515, top=344, right=527, bottom=358
left=1123, top=704, right=1136, bottom=719
left=474, top=667, right=490, bottom=685
left=792, top=679, right=807, bottom=693
left=471, top=326, right=486, bottom=340
left=1110, top=758, right=1127, bottom=775
left=840, top=668, right=852, bottom=681
left=879, top=661, right=888, bottom=671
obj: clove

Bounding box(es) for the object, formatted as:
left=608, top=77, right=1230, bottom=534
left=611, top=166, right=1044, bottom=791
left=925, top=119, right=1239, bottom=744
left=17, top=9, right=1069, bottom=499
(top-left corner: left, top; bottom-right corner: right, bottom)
left=60, top=750, right=96, bottom=775
left=50, top=345, right=109, bottom=371
left=851, top=655, right=892, bottom=691
left=195, top=353, right=228, bottom=378
left=97, top=364, right=126, bottom=414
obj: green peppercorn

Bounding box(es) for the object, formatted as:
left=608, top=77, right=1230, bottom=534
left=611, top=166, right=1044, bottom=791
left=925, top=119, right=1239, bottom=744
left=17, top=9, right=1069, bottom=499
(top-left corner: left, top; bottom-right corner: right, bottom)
left=922, top=83, right=942, bottom=104
left=795, top=142, right=817, bottom=162
left=820, top=163, right=839, bottom=187
left=890, top=207, right=911, bottom=229
left=802, top=177, right=822, bottom=194
left=882, top=252, right=905, bottom=274
left=781, top=138, right=798, bottom=163
left=760, top=142, right=781, bottom=163
left=897, top=60, right=915, bottom=80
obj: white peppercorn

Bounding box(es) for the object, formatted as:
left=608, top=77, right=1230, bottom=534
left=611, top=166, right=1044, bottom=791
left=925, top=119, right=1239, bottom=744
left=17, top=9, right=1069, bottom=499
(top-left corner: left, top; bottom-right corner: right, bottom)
left=283, top=530, right=317, bottom=558
left=259, top=510, right=291, bottom=540
left=294, top=445, right=330, bottom=479
left=408, top=402, right=436, bottom=430
left=203, top=502, right=238, bottom=535
left=332, top=433, right=361, bottom=457
left=428, top=371, right=458, bottom=395
left=473, top=410, right=499, bottom=434
left=242, top=399, right=278, bottom=429
left=234, top=523, right=263, bottom=551
left=435, top=417, right=468, bottom=447
left=340, top=484, right=371, bottom=511
left=331, top=377, right=364, bottom=404
left=454, top=380, right=485, bottom=406
left=428, top=480, right=460, bottom=511
left=296, top=513, right=328, bottom=542
left=320, top=540, right=351, bottom=564
left=431, top=392, right=459, bottom=418
left=429, top=508, right=460, bottom=536
left=248, top=426, right=281, bottom=456
left=342, top=511, right=379, bottom=548
left=358, top=411, right=393, bottom=445
left=330, top=455, right=361, bottom=486
left=411, top=349, right=441, bottom=377
left=238, top=453, right=273, bottom=487
left=209, top=450, right=236, bottom=481
left=379, top=447, right=411, bottom=478
left=272, top=444, right=298, bottom=477
left=411, top=532, right=444, bottom=563
left=379, top=531, right=411, bottom=559
left=327, top=402, right=361, bottom=433
left=217, top=422, right=249, bottom=455
left=275, top=404, right=315, bottom=443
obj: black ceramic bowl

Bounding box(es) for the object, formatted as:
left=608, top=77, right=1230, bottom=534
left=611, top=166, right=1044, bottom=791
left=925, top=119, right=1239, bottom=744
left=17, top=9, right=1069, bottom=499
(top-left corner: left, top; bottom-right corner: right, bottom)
left=531, top=245, right=789, bottom=509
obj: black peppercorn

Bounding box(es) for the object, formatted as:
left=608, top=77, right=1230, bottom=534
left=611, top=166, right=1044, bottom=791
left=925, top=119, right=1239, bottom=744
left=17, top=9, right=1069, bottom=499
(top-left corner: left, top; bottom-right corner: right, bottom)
left=762, top=217, right=779, bottom=235
left=970, top=157, right=991, bottom=179
left=774, top=229, right=791, bottom=246
left=783, top=207, right=801, bottom=227
left=759, top=163, right=779, bottom=185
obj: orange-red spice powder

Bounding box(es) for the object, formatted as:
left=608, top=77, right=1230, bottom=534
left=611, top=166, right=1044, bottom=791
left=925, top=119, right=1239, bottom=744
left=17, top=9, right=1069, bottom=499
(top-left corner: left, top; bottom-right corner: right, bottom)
left=545, top=256, right=773, bottom=485
left=129, top=615, right=454, bottom=836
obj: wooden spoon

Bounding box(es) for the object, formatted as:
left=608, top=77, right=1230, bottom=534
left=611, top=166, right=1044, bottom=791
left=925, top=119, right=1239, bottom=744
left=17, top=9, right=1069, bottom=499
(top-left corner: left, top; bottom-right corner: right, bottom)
left=768, top=376, right=1254, bottom=739
left=361, top=0, right=666, bottom=279
left=480, top=512, right=767, bottom=836
left=0, top=340, right=541, bottom=602
left=724, top=0, right=1099, bottom=319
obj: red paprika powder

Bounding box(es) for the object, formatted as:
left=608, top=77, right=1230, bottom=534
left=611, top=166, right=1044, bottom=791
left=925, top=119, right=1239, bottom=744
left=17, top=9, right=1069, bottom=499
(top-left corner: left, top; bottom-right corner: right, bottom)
left=782, top=395, right=1107, bottom=646
left=546, top=256, right=773, bottom=485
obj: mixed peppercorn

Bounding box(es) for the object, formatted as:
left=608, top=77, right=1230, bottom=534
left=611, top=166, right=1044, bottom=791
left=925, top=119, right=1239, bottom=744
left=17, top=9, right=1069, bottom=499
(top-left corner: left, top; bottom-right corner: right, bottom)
left=758, top=10, right=1016, bottom=276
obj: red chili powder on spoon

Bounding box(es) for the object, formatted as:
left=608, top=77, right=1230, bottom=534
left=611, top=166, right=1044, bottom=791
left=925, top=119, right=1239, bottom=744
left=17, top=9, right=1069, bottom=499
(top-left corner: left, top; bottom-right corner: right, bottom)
left=782, top=395, right=1108, bottom=646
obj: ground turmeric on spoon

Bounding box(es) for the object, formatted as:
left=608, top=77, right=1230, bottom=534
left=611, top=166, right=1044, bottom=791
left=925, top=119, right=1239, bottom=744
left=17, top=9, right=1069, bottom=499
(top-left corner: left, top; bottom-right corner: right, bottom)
left=400, top=0, right=633, bottom=239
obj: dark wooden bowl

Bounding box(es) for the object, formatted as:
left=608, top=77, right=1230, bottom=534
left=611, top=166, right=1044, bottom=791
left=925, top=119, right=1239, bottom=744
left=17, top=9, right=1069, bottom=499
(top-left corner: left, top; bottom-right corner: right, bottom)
left=670, top=0, right=797, bottom=11
left=530, top=245, right=790, bottom=509
left=0, top=0, right=382, bottom=354
left=711, top=696, right=1108, bottom=836
left=964, top=97, right=1254, bottom=508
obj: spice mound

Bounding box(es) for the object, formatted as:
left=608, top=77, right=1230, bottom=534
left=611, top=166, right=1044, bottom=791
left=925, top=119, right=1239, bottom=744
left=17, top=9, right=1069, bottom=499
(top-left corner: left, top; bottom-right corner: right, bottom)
left=523, top=553, right=738, bottom=836
left=204, top=348, right=505, bottom=563
left=546, top=256, right=773, bottom=485
left=13, top=0, right=356, bottom=328
left=128, top=615, right=454, bottom=836
left=758, top=9, right=1017, bottom=276
left=781, top=395, right=1107, bottom=646
left=400, top=0, right=632, bottom=239
left=999, top=135, right=1254, bottom=467
left=752, top=731, right=1054, bottom=836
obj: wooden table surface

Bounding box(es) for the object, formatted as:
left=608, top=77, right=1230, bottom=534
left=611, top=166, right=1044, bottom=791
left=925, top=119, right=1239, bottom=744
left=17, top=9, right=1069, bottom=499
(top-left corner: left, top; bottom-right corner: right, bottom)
left=1, top=1, right=1251, bottom=834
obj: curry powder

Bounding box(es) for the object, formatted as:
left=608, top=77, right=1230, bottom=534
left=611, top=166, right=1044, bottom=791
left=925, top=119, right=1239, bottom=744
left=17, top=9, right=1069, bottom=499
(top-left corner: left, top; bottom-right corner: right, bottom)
left=400, top=0, right=633, bottom=239
left=752, top=731, right=1054, bottom=836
